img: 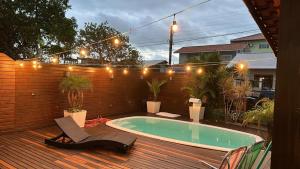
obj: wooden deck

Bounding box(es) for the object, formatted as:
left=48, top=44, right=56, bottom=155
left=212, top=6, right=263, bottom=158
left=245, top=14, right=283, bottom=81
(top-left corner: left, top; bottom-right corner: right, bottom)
left=0, top=123, right=226, bottom=169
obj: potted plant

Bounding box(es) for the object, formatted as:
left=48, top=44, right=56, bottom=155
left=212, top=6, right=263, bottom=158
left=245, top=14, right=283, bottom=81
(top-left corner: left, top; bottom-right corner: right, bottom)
left=146, top=79, right=167, bottom=113
left=59, top=75, right=92, bottom=127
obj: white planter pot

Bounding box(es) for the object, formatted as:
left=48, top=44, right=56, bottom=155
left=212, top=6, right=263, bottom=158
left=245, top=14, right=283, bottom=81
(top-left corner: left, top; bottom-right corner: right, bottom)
left=189, top=106, right=205, bottom=122
left=147, top=101, right=161, bottom=113
left=64, top=110, right=87, bottom=127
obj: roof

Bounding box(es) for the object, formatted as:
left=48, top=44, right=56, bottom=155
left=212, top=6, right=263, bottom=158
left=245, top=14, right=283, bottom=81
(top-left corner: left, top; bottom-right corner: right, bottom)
left=243, top=0, right=280, bottom=55
left=143, top=60, right=167, bottom=67
left=174, top=43, right=247, bottom=54
left=227, top=52, right=276, bottom=69
left=231, top=33, right=265, bottom=42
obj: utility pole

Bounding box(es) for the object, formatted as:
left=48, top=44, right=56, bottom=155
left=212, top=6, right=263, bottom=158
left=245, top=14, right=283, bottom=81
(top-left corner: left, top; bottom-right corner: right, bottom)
left=168, top=15, right=177, bottom=65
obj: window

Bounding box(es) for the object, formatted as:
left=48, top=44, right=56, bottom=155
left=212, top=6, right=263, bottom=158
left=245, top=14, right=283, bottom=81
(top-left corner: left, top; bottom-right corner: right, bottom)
left=259, top=43, right=270, bottom=49
left=253, top=75, right=273, bottom=90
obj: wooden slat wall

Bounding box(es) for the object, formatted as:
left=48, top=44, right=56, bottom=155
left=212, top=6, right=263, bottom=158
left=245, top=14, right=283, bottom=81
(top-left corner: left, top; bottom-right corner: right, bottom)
left=0, top=53, right=16, bottom=132
left=0, top=53, right=191, bottom=132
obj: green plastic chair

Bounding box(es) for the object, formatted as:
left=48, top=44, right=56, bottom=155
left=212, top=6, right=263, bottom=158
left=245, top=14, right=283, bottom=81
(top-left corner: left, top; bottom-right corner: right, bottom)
left=256, top=141, right=272, bottom=169
left=200, top=146, right=247, bottom=169
left=237, top=141, right=265, bottom=169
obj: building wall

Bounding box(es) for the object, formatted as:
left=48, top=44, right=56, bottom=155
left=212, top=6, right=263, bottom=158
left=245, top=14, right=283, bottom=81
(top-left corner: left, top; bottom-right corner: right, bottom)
left=0, top=53, right=191, bottom=133
left=248, top=69, right=276, bottom=90
left=179, top=51, right=237, bottom=64
left=244, top=40, right=273, bottom=53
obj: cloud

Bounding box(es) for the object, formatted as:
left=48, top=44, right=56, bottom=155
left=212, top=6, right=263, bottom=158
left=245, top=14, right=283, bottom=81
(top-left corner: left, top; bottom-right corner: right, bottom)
left=67, top=0, right=259, bottom=63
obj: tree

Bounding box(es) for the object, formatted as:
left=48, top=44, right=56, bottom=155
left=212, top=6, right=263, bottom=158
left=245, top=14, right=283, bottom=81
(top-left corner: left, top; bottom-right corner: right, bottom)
left=77, top=22, right=142, bottom=65
left=0, top=0, right=77, bottom=59
left=182, top=53, right=224, bottom=109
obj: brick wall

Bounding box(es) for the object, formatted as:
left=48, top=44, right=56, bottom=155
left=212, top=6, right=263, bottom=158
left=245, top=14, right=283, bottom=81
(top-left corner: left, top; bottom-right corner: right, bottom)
left=0, top=53, right=191, bottom=133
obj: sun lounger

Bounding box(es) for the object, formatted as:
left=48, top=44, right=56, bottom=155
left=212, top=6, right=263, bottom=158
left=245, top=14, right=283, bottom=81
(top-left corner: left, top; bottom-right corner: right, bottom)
left=45, top=116, right=137, bottom=153
left=200, top=146, right=247, bottom=169
left=237, top=141, right=265, bottom=169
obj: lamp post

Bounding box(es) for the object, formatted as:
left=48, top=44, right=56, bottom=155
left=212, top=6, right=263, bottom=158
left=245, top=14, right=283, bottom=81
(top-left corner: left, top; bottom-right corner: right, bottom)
left=168, top=15, right=177, bottom=65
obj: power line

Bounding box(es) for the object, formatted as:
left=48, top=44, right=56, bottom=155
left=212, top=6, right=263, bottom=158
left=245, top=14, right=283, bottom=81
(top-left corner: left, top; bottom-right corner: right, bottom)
left=134, top=29, right=260, bottom=48
left=47, top=0, right=212, bottom=57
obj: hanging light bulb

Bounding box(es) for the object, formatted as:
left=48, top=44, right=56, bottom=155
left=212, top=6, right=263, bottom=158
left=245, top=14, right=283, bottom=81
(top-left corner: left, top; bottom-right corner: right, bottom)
left=114, top=38, right=120, bottom=45
left=106, top=65, right=111, bottom=71
left=32, top=60, right=37, bottom=65
left=52, top=57, right=58, bottom=64
left=197, top=68, right=203, bottom=75
left=167, top=69, right=174, bottom=75
left=172, top=20, right=178, bottom=32
left=80, top=48, right=87, bottom=56
left=19, top=63, right=24, bottom=67
left=123, top=68, right=128, bottom=75
left=37, top=64, right=42, bottom=69
left=33, top=64, right=37, bottom=69
left=68, top=66, right=73, bottom=71
left=185, top=65, right=191, bottom=72
left=109, top=69, right=113, bottom=74
left=238, top=63, right=245, bottom=70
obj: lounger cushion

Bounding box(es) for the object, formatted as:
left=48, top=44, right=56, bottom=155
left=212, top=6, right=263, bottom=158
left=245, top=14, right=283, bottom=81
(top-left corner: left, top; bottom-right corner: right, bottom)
left=55, top=116, right=90, bottom=143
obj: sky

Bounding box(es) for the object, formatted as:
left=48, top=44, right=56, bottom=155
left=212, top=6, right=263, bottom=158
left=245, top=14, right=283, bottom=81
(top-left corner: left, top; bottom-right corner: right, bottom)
left=66, top=0, right=260, bottom=64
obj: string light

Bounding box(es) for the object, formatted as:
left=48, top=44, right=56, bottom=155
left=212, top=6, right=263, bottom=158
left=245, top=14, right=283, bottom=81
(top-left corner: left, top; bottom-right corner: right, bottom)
left=32, top=61, right=37, bottom=65
left=185, top=66, right=191, bottom=72
left=172, top=21, right=178, bottom=32
left=33, top=64, right=37, bottom=69
left=106, top=65, right=111, bottom=71
left=109, top=69, right=113, bottom=74
left=80, top=48, right=87, bottom=56
left=167, top=69, right=174, bottom=75
left=238, top=63, right=245, bottom=70
left=197, top=68, right=203, bottom=75
left=114, top=38, right=120, bottom=45
left=19, top=63, right=24, bottom=67
left=68, top=66, right=73, bottom=71
left=51, top=57, right=58, bottom=64
left=123, top=68, right=128, bottom=75
left=37, top=64, right=42, bottom=69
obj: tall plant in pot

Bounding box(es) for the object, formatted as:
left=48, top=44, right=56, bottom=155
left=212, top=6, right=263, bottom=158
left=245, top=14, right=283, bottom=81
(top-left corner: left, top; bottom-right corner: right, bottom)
left=59, top=75, right=92, bottom=127
left=146, top=79, right=167, bottom=113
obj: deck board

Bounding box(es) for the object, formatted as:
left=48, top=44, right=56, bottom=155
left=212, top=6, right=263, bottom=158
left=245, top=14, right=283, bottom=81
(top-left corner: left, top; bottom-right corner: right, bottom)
left=0, top=124, right=226, bottom=169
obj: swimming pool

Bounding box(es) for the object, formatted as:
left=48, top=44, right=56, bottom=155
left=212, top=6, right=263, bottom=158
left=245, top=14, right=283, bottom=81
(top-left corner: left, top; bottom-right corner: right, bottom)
left=106, top=116, right=262, bottom=151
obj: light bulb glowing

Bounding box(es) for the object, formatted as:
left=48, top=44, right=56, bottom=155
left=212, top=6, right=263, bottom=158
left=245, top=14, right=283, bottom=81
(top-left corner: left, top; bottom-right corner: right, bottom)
left=19, top=63, right=24, bottom=67
left=185, top=66, right=191, bottom=72
left=123, top=68, right=128, bottom=75
left=68, top=66, right=73, bottom=71
left=37, top=64, right=42, bottom=69
left=109, top=69, right=113, bottom=74
left=239, top=63, right=245, bottom=70
left=80, top=49, right=87, bottom=56
left=33, top=65, right=37, bottom=69
left=52, top=58, right=58, bottom=63
left=168, top=69, right=173, bottom=75
left=106, top=66, right=111, bottom=71
left=172, top=24, right=178, bottom=32
left=32, top=61, right=37, bottom=65
left=197, top=68, right=203, bottom=74
left=143, top=70, right=147, bottom=75
left=114, top=38, right=120, bottom=45
left=144, top=67, right=148, bottom=72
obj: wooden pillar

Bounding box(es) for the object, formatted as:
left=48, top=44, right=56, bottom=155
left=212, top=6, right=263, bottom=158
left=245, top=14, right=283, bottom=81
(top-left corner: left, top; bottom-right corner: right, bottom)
left=272, top=0, right=300, bottom=168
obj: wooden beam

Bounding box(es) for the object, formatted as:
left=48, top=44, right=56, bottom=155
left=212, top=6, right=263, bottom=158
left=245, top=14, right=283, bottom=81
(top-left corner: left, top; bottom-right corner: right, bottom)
left=272, top=0, right=300, bottom=168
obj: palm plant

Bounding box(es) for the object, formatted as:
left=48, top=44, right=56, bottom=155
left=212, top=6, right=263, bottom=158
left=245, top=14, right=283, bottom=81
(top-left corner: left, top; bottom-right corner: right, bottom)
left=59, top=75, right=92, bottom=112
left=243, top=98, right=274, bottom=139
left=146, top=79, right=167, bottom=101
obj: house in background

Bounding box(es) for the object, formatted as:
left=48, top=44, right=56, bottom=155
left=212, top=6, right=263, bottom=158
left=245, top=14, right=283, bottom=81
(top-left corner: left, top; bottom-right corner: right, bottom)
left=174, top=33, right=273, bottom=64
left=227, top=52, right=277, bottom=92
left=143, top=60, right=168, bottom=72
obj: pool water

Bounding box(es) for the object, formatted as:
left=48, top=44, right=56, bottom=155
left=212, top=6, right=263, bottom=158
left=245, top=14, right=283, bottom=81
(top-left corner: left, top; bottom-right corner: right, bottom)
left=106, top=116, right=262, bottom=151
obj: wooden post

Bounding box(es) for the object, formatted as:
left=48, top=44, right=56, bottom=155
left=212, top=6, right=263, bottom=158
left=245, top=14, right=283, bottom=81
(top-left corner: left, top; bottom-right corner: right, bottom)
left=272, top=0, right=300, bottom=168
